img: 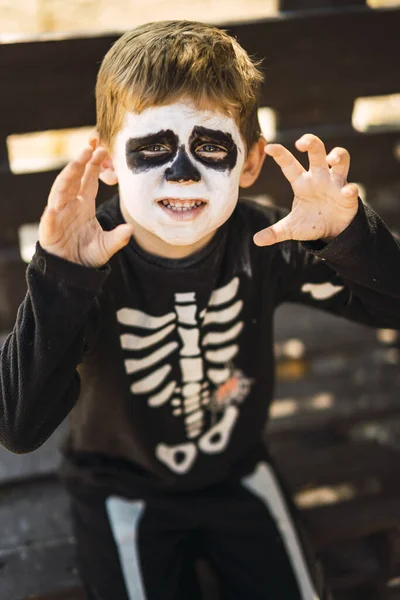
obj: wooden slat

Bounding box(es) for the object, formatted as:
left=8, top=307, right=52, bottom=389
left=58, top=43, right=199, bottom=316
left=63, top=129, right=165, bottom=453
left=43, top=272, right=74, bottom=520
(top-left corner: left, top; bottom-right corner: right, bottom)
left=304, top=493, right=400, bottom=548
left=269, top=390, right=400, bottom=439
left=229, top=7, right=400, bottom=115
left=26, top=590, right=86, bottom=600
left=2, top=454, right=400, bottom=598
left=270, top=437, right=400, bottom=493
left=0, top=172, right=112, bottom=246
left=274, top=302, right=386, bottom=352
left=0, top=7, right=398, bottom=135
left=0, top=127, right=399, bottom=247
left=0, top=423, right=66, bottom=486
left=0, top=135, right=10, bottom=174
left=280, top=0, right=367, bottom=9
left=252, top=128, right=400, bottom=200
left=0, top=251, right=27, bottom=331
left=276, top=99, right=355, bottom=131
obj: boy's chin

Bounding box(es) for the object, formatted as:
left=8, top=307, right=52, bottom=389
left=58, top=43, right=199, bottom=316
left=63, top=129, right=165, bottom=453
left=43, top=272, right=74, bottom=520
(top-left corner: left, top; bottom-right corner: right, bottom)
left=157, top=233, right=208, bottom=246
left=154, top=225, right=216, bottom=248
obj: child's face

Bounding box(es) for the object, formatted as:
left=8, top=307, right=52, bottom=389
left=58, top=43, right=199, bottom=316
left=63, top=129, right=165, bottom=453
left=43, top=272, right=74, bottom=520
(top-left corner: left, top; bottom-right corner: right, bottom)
left=111, top=100, right=246, bottom=247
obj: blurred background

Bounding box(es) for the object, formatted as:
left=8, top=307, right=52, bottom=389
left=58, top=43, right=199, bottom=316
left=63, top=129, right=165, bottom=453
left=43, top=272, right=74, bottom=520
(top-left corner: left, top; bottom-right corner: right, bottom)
left=0, top=1, right=400, bottom=599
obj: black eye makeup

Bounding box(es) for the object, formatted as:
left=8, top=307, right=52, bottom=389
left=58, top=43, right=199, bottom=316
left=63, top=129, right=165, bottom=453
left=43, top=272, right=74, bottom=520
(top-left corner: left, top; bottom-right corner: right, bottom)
left=125, top=125, right=239, bottom=176
left=126, top=130, right=178, bottom=173
left=189, top=126, right=238, bottom=172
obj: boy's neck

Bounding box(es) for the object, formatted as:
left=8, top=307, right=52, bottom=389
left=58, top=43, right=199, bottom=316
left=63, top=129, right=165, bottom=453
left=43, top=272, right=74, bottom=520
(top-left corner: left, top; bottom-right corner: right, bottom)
left=119, top=199, right=217, bottom=259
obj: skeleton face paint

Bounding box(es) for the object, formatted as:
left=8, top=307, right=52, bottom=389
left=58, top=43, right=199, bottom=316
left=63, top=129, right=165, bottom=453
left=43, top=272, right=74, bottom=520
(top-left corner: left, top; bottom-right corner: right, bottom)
left=112, top=101, right=245, bottom=246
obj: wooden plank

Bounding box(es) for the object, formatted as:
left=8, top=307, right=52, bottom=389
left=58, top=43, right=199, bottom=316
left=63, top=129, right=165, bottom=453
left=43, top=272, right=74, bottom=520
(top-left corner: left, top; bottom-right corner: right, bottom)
left=252, top=128, right=400, bottom=200
left=229, top=7, right=400, bottom=115
left=0, top=423, right=66, bottom=486
left=24, top=590, right=86, bottom=600
left=0, top=477, right=79, bottom=600
left=269, top=382, right=400, bottom=438
left=270, top=437, right=400, bottom=494
left=303, top=493, right=400, bottom=548
left=318, top=538, right=381, bottom=592
left=0, top=128, right=399, bottom=247
left=0, top=135, right=10, bottom=174
left=1, top=468, right=400, bottom=598
left=280, top=0, right=367, bottom=9
left=0, top=172, right=112, bottom=246
left=0, top=476, right=71, bottom=552
left=1, top=539, right=80, bottom=600
left=274, top=302, right=387, bottom=353
left=0, top=252, right=28, bottom=331
left=0, top=7, right=398, bottom=135
left=276, top=99, right=355, bottom=130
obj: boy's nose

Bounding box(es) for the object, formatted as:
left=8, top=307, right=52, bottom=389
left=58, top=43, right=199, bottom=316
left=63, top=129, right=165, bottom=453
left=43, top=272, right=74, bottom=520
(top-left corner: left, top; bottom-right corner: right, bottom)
left=165, top=145, right=201, bottom=183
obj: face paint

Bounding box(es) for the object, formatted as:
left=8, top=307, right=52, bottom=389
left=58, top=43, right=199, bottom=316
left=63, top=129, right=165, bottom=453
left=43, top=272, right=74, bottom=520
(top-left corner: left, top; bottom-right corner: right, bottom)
left=189, top=126, right=238, bottom=172
left=112, top=100, right=245, bottom=247
left=165, top=145, right=201, bottom=183
left=126, top=130, right=178, bottom=173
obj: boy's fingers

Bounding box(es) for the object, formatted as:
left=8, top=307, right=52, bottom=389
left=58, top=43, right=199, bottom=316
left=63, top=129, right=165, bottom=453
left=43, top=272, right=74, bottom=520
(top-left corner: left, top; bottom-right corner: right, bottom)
left=341, top=182, right=359, bottom=199
left=296, top=134, right=328, bottom=172
left=253, top=214, right=293, bottom=246
left=326, top=147, right=351, bottom=182
left=48, top=146, right=93, bottom=210
left=103, top=224, right=135, bottom=258
left=79, top=147, right=108, bottom=201
left=265, top=144, right=304, bottom=184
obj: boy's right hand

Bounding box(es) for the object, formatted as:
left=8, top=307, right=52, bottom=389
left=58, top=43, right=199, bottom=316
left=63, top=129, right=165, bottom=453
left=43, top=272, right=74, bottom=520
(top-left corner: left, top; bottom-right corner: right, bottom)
left=39, top=146, right=134, bottom=268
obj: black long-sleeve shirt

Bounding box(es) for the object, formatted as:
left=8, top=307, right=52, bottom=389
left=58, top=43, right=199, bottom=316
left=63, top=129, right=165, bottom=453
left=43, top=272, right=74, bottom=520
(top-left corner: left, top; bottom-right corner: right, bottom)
left=1, top=195, right=399, bottom=497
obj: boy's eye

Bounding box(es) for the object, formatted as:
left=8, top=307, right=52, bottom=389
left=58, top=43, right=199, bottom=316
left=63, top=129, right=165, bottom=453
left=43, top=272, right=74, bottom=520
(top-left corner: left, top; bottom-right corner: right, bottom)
left=139, top=144, right=170, bottom=155
left=196, top=144, right=228, bottom=160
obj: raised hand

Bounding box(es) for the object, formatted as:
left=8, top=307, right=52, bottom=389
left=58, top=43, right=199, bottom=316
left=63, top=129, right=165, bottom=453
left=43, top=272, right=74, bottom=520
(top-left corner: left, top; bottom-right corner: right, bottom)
left=253, top=133, right=359, bottom=247
left=39, top=146, right=134, bottom=268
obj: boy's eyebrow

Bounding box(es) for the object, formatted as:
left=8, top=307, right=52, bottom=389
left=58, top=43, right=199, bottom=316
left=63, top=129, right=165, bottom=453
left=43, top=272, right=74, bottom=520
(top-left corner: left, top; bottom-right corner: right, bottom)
left=125, top=129, right=178, bottom=150
left=190, top=126, right=237, bottom=149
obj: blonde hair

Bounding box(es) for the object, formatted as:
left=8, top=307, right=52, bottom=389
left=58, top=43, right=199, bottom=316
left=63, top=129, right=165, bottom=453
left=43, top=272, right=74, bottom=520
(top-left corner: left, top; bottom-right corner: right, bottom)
left=96, top=20, right=264, bottom=152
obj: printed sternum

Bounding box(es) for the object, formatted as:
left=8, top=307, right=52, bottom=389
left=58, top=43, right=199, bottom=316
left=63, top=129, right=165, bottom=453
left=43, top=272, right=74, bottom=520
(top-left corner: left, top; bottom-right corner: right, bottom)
left=174, top=292, right=207, bottom=439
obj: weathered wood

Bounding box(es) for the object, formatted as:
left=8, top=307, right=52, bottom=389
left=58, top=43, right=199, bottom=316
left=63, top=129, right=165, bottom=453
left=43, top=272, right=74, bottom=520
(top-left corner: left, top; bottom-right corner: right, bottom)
left=253, top=129, right=400, bottom=201
left=271, top=437, right=400, bottom=494
left=270, top=379, right=400, bottom=439
left=0, top=423, right=66, bottom=486
left=0, top=250, right=28, bottom=331
left=24, top=590, right=86, bottom=600
left=0, top=173, right=112, bottom=246
left=0, top=135, right=10, bottom=174
left=0, top=477, right=78, bottom=600
left=274, top=303, right=395, bottom=348
left=2, top=454, right=400, bottom=599
left=304, top=494, right=400, bottom=549
left=1, top=539, right=79, bottom=600
left=319, top=538, right=381, bottom=592
left=280, top=0, right=367, bottom=9
left=0, top=7, right=398, bottom=136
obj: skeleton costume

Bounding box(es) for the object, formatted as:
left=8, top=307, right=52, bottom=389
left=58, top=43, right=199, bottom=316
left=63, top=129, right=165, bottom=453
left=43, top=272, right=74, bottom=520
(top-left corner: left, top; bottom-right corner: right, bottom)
left=1, top=193, right=400, bottom=600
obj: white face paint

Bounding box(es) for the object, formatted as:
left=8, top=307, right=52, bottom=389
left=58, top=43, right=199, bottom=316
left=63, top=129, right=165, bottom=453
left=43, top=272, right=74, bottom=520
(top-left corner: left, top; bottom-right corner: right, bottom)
left=112, top=101, right=246, bottom=246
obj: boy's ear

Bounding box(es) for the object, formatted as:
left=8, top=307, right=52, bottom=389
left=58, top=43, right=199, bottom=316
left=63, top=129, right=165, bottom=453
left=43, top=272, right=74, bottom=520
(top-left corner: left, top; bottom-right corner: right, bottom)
left=239, top=135, right=267, bottom=188
left=88, top=130, right=119, bottom=186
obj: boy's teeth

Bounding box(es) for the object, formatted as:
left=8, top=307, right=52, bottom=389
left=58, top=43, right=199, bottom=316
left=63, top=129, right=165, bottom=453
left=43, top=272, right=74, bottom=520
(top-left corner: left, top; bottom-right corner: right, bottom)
left=161, top=200, right=204, bottom=209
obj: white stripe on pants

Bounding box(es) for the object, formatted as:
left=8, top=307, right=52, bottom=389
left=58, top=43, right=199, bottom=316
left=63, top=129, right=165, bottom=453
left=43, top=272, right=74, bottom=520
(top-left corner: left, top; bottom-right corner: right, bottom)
left=242, top=461, right=320, bottom=600
left=106, top=496, right=147, bottom=600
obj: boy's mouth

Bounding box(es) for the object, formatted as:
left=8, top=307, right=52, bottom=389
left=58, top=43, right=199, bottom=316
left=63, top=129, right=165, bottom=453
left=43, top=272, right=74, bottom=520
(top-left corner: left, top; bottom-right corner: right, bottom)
left=157, top=197, right=207, bottom=221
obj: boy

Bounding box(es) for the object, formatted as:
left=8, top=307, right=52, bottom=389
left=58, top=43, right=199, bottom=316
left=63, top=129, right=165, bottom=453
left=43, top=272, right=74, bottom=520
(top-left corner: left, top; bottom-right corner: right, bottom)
left=1, top=19, right=400, bottom=600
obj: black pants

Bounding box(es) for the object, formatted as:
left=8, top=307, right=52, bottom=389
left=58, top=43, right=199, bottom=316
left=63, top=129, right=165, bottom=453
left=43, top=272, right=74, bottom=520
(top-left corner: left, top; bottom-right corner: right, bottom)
left=68, top=461, right=331, bottom=600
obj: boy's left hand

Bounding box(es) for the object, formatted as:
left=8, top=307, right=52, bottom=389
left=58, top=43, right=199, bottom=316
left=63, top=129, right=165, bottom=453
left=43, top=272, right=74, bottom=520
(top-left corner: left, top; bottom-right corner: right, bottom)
left=253, top=133, right=359, bottom=247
